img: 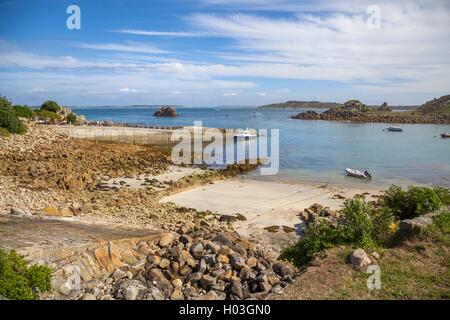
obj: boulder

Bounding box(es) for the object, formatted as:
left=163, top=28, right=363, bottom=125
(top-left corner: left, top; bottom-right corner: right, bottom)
left=170, top=288, right=184, bottom=300
left=349, top=248, right=371, bottom=268
left=229, top=253, right=246, bottom=270
left=146, top=268, right=174, bottom=298
left=144, top=287, right=165, bottom=300
left=172, top=278, right=183, bottom=288
left=190, top=242, right=204, bottom=259
left=246, top=256, right=258, bottom=269
left=114, top=280, right=147, bottom=300
left=272, top=262, right=294, bottom=277
left=399, top=214, right=435, bottom=237
left=199, top=275, right=217, bottom=290
left=213, top=234, right=233, bottom=247
left=153, top=106, right=177, bottom=117
left=41, top=206, right=60, bottom=216
left=180, top=250, right=197, bottom=268
left=229, top=280, right=244, bottom=299
left=158, top=233, right=174, bottom=247
left=112, top=268, right=128, bottom=281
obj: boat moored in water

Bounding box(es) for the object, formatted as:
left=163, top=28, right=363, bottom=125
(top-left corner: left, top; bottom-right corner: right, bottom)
left=345, top=168, right=372, bottom=179
left=441, top=133, right=450, bottom=138
left=233, top=128, right=257, bottom=141
left=386, top=125, right=403, bottom=132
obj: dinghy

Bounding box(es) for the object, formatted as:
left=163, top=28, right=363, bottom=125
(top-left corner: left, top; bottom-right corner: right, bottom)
left=345, top=168, right=372, bottom=179
left=386, top=125, right=403, bottom=132
left=234, top=128, right=257, bottom=141
left=441, top=133, right=450, bottom=138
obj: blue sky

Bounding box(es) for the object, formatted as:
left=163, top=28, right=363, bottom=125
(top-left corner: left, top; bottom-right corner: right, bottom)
left=0, top=0, right=449, bottom=106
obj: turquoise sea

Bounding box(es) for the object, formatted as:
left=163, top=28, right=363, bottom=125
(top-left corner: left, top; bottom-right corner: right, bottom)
left=72, top=106, right=450, bottom=188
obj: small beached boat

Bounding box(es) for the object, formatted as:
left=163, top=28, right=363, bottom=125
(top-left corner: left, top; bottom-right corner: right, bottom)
left=386, top=125, right=403, bottom=132
left=441, top=133, right=450, bottom=138
left=345, top=168, right=372, bottom=179
left=234, top=128, right=257, bottom=141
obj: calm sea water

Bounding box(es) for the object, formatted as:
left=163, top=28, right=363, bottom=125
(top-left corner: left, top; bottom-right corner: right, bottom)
left=73, top=106, right=450, bottom=188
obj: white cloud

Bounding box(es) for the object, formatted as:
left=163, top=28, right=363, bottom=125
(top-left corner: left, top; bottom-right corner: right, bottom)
left=77, top=42, right=169, bottom=54
left=115, top=29, right=205, bottom=37
left=1, top=1, right=449, bottom=105
left=186, top=1, right=450, bottom=87
left=223, top=92, right=237, bottom=96
left=118, top=87, right=139, bottom=93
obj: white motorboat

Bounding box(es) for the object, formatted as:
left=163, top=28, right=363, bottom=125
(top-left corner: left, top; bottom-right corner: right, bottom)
left=345, top=168, right=372, bottom=179
left=233, top=128, right=257, bottom=140
left=386, top=125, right=403, bottom=132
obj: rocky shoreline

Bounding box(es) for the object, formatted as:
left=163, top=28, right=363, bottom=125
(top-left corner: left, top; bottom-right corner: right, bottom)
left=291, top=109, right=450, bottom=124
left=0, top=123, right=295, bottom=300
left=292, top=96, right=450, bottom=124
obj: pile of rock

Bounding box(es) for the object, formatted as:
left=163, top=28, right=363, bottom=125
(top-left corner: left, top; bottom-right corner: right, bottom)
left=297, top=203, right=341, bottom=228
left=110, top=221, right=294, bottom=300
left=291, top=110, right=319, bottom=120
left=291, top=98, right=450, bottom=124
left=49, top=218, right=295, bottom=300
left=153, top=106, right=178, bottom=117
left=0, top=124, right=69, bottom=155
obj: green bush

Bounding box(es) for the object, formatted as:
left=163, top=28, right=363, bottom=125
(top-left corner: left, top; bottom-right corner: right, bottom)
left=431, top=211, right=450, bottom=234
left=40, top=100, right=61, bottom=113
left=33, top=109, right=62, bottom=122
left=281, top=185, right=450, bottom=268
left=371, top=207, right=397, bottom=244
left=434, top=187, right=450, bottom=206
left=380, top=185, right=449, bottom=220
left=341, top=198, right=375, bottom=247
left=426, top=211, right=450, bottom=244
left=13, top=105, right=33, bottom=118
left=281, top=198, right=378, bottom=268
left=0, top=249, right=52, bottom=300
left=280, top=220, right=345, bottom=268
left=0, top=96, right=27, bottom=134
left=67, top=112, right=77, bottom=124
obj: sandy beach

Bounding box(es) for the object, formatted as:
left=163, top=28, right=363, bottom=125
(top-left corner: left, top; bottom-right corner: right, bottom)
left=161, top=177, right=382, bottom=248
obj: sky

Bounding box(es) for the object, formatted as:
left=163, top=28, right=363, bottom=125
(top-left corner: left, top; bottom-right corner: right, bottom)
left=0, top=0, right=449, bottom=107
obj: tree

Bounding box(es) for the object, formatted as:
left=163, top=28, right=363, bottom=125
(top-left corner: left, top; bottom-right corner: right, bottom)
left=0, top=96, right=27, bottom=134
left=40, top=100, right=61, bottom=113
left=67, top=112, right=77, bottom=124
left=13, top=105, right=33, bottom=118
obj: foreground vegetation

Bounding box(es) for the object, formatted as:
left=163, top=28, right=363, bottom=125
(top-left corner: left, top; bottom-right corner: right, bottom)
left=277, top=210, right=450, bottom=299
left=0, top=96, right=81, bottom=136
left=281, top=185, right=450, bottom=268
left=0, top=96, right=27, bottom=134
left=0, top=249, right=52, bottom=300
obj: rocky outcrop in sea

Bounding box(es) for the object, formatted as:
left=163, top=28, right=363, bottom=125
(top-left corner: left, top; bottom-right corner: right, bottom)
left=291, top=97, right=450, bottom=124
left=154, top=106, right=178, bottom=117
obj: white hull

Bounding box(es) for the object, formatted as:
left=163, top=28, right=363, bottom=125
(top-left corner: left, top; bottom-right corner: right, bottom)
left=345, top=168, right=371, bottom=179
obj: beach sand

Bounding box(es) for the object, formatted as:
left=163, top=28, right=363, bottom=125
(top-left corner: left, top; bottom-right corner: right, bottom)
left=161, top=177, right=382, bottom=249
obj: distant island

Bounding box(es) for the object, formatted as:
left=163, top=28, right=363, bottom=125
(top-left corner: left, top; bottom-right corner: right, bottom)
left=291, top=95, right=450, bottom=124
left=259, top=101, right=342, bottom=109
left=259, top=100, right=418, bottom=110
